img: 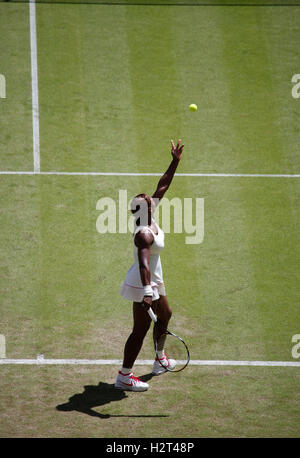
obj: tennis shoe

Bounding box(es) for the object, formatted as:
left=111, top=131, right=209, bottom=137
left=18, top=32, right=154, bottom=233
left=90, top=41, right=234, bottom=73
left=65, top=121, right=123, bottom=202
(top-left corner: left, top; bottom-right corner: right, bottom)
left=152, top=356, right=176, bottom=375
left=114, top=371, right=149, bottom=392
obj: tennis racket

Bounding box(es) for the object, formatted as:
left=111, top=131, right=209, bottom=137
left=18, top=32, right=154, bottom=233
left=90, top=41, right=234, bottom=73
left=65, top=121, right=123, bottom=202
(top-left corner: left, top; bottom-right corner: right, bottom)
left=147, top=307, right=190, bottom=373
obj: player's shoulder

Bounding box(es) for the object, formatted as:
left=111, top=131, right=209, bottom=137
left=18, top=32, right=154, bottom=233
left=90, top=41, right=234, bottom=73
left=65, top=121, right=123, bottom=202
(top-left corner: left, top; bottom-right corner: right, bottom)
left=134, top=227, right=154, bottom=248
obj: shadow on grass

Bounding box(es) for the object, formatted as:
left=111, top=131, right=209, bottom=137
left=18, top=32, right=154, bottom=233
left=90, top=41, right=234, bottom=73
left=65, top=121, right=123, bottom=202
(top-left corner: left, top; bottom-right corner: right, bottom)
left=56, top=372, right=169, bottom=419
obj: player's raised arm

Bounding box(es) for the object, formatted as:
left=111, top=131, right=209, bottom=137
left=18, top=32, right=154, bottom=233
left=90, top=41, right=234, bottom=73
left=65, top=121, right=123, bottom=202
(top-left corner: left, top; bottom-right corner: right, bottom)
left=152, top=139, right=184, bottom=203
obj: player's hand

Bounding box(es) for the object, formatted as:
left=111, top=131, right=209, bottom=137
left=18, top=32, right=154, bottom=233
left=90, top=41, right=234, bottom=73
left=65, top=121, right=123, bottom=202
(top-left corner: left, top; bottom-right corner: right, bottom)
left=171, top=139, right=184, bottom=161
left=142, top=296, right=152, bottom=310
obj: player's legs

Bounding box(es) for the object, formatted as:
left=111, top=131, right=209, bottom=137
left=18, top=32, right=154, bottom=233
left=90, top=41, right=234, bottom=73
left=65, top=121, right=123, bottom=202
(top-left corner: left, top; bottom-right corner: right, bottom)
left=152, top=295, right=172, bottom=352
left=122, top=301, right=151, bottom=369
left=115, top=302, right=151, bottom=391
left=152, top=295, right=176, bottom=375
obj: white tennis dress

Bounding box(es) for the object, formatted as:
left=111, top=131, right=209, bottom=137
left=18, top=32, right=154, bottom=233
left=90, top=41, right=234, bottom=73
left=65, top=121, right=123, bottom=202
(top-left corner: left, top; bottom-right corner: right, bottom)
left=120, top=222, right=166, bottom=302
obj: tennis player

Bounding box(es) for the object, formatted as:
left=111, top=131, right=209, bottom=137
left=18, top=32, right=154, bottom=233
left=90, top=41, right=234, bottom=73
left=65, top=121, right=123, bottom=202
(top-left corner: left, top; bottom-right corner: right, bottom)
left=115, top=139, right=184, bottom=391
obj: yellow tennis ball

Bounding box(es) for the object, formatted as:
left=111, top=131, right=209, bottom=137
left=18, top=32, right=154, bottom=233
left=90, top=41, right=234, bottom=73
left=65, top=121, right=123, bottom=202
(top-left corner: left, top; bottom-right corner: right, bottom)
left=189, top=103, right=197, bottom=112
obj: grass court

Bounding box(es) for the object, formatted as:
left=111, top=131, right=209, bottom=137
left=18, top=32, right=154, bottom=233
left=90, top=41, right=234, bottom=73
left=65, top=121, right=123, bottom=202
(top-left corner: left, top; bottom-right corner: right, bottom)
left=0, top=0, right=300, bottom=438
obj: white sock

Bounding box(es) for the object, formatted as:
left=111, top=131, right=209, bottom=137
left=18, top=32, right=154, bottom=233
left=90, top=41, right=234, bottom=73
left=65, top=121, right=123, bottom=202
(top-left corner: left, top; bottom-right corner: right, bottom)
left=120, top=367, right=132, bottom=376
left=157, top=350, right=165, bottom=359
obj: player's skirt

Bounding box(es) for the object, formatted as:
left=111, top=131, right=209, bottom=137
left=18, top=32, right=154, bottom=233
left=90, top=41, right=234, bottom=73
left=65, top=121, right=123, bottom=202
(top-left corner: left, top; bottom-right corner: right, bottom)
left=120, top=281, right=166, bottom=303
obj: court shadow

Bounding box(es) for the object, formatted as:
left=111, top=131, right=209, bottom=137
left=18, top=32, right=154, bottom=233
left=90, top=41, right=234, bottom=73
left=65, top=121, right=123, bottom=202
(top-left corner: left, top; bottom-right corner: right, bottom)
left=56, top=374, right=167, bottom=419
left=139, top=372, right=154, bottom=383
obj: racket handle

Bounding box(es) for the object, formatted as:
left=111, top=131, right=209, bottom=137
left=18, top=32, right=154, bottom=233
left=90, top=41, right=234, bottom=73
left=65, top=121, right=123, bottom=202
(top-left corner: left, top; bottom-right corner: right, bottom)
left=147, top=307, right=157, bottom=323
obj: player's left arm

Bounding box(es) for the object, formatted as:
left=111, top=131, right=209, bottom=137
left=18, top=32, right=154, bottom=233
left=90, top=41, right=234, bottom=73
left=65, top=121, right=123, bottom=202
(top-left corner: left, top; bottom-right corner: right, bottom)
left=152, top=139, right=184, bottom=203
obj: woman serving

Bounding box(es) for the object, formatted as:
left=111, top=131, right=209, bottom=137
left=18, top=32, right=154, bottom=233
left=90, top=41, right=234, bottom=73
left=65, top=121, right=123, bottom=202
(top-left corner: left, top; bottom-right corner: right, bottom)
left=115, top=139, right=184, bottom=392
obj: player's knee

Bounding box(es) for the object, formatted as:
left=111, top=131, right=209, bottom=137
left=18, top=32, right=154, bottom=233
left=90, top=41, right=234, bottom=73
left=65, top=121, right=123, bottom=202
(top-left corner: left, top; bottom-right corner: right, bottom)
left=163, top=306, right=172, bottom=323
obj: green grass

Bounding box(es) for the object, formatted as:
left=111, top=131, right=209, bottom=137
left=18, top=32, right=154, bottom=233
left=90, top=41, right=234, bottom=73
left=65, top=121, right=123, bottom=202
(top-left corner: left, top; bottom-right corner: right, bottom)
left=0, top=4, right=33, bottom=170
left=35, top=3, right=300, bottom=174
left=0, top=365, right=300, bottom=438
left=1, top=0, right=300, bottom=438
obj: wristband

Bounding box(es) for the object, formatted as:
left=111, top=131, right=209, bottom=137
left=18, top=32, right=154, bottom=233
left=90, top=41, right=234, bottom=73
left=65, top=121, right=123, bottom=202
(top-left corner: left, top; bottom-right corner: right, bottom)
left=143, top=285, right=153, bottom=297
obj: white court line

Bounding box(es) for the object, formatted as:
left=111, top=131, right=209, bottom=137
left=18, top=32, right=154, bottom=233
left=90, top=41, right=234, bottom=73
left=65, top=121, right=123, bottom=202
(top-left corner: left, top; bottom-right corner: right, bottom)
left=1, top=171, right=300, bottom=178
left=0, top=358, right=300, bottom=367
left=29, top=0, right=40, bottom=174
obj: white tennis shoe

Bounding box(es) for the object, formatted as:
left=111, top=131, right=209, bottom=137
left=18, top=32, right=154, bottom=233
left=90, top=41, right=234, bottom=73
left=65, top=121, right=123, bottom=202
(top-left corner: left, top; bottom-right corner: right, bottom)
left=114, top=371, right=149, bottom=392
left=152, top=356, right=176, bottom=375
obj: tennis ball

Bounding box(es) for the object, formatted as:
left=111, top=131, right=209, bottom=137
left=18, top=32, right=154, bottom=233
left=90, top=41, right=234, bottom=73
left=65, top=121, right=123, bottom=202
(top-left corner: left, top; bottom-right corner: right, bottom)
left=189, top=104, right=197, bottom=112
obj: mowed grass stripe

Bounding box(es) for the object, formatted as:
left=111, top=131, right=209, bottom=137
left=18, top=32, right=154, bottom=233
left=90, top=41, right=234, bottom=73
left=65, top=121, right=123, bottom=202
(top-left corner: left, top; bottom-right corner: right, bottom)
left=0, top=176, right=42, bottom=357
left=262, top=8, right=300, bottom=174
left=123, top=6, right=182, bottom=171
left=217, top=7, right=287, bottom=173
left=37, top=5, right=138, bottom=172
left=0, top=4, right=33, bottom=171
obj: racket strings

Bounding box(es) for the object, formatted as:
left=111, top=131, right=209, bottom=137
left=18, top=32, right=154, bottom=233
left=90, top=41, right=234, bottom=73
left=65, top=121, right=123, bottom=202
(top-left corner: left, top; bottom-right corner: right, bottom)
left=151, top=314, right=190, bottom=373
left=155, top=332, right=190, bottom=372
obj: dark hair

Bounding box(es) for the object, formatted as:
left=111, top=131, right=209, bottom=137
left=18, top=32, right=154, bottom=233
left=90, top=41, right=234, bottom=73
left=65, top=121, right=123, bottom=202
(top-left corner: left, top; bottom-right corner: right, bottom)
left=130, top=193, right=152, bottom=214
left=130, top=193, right=152, bottom=226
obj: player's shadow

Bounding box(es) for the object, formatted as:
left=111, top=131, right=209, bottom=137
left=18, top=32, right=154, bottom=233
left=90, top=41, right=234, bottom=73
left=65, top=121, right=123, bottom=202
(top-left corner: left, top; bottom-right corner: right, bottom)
left=56, top=373, right=168, bottom=419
